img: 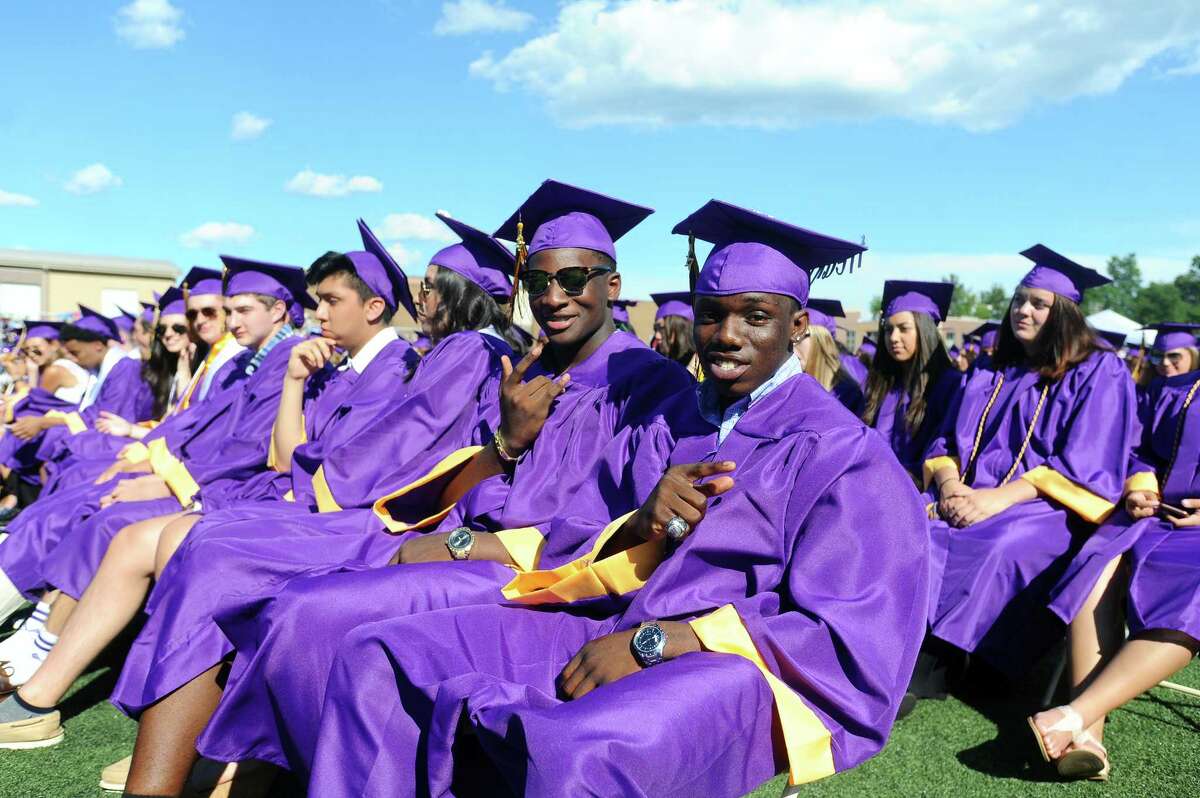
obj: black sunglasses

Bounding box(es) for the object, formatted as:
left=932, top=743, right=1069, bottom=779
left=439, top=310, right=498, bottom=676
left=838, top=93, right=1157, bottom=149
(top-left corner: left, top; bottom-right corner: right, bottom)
left=519, top=267, right=611, bottom=298
left=157, top=323, right=188, bottom=336
left=186, top=307, right=222, bottom=322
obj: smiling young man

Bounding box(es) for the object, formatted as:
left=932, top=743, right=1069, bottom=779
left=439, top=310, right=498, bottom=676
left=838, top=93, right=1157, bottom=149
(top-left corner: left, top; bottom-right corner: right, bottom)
left=242, top=200, right=929, bottom=798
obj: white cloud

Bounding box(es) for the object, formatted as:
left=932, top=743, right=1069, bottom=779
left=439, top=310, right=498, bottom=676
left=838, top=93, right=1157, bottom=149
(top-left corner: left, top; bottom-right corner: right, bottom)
left=435, top=0, right=534, bottom=36
left=64, top=163, right=123, bottom=195
left=385, top=242, right=422, bottom=267
left=180, top=221, right=255, bottom=249
left=377, top=212, right=456, bottom=242
left=0, top=189, right=38, bottom=207
left=230, top=111, right=271, bottom=140
left=468, top=0, right=1200, bottom=131
left=284, top=169, right=383, bottom=198
left=115, top=0, right=185, bottom=49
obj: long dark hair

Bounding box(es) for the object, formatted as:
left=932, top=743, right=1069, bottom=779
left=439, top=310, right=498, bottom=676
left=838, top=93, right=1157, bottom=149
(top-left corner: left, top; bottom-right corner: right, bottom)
left=862, top=310, right=950, bottom=434
left=656, top=314, right=696, bottom=367
left=428, top=266, right=527, bottom=356
left=143, top=330, right=207, bottom=418
left=991, top=291, right=1097, bottom=381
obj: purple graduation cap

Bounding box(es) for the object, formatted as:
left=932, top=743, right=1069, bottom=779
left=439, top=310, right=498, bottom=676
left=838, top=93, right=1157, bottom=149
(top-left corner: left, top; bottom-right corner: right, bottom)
left=881, top=280, right=954, bottom=323
left=494, top=180, right=654, bottom=264
left=611, top=299, right=638, bottom=325
left=806, top=298, right=847, bottom=336
left=968, top=320, right=1001, bottom=349
left=671, top=200, right=865, bottom=308
left=432, top=212, right=516, bottom=301
left=1093, top=328, right=1130, bottom=352
left=75, top=305, right=120, bottom=340
left=949, top=345, right=960, bottom=359
left=219, top=255, right=316, bottom=326
left=140, top=295, right=159, bottom=324
left=158, top=287, right=186, bottom=317
left=341, top=220, right=418, bottom=320
left=112, top=310, right=136, bottom=334
left=858, top=337, right=877, bottom=358
left=650, top=291, right=694, bottom=323
left=23, top=321, right=63, bottom=340
left=1019, top=244, right=1110, bottom=304
left=1144, top=322, right=1200, bottom=354
left=182, top=266, right=225, bottom=297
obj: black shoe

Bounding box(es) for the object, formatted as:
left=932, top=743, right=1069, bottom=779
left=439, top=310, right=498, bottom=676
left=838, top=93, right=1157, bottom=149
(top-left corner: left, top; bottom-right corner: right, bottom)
left=0, top=505, right=18, bottom=524
left=896, top=692, right=919, bottom=720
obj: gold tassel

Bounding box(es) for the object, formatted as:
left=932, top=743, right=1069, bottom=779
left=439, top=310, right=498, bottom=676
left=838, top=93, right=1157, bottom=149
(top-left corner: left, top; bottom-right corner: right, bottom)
left=508, top=218, right=527, bottom=323
left=181, top=280, right=191, bottom=305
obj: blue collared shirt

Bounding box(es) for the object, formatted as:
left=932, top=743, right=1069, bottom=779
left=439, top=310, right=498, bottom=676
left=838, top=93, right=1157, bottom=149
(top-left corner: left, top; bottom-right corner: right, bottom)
left=697, top=354, right=805, bottom=444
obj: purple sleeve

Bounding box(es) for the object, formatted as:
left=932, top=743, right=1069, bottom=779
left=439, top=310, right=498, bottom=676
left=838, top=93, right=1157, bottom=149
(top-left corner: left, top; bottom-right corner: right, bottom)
left=80, top=358, right=155, bottom=426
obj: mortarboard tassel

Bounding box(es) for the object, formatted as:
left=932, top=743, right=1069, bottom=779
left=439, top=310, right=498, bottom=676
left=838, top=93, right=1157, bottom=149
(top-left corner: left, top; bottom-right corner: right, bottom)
left=685, top=232, right=699, bottom=293
left=181, top=280, right=191, bottom=306
left=508, top=218, right=528, bottom=323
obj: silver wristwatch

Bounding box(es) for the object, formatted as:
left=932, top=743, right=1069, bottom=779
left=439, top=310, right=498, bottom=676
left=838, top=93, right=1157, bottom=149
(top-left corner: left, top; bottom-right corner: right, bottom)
left=445, top=527, right=475, bottom=561
left=630, top=622, right=668, bottom=667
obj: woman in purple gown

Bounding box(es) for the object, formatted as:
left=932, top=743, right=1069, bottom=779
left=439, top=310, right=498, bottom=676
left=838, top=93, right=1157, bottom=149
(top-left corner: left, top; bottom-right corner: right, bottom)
left=861, top=280, right=961, bottom=482
left=1028, top=324, right=1200, bottom=780
left=797, top=298, right=865, bottom=413
left=913, top=245, right=1138, bottom=709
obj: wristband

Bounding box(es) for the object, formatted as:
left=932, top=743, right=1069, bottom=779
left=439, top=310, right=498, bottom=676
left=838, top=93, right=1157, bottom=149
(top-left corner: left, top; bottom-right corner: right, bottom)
left=493, top=429, right=523, bottom=463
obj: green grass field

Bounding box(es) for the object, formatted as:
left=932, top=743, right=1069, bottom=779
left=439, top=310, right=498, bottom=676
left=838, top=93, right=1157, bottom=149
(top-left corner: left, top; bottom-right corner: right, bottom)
left=2, top=649, right=1197, bottom=798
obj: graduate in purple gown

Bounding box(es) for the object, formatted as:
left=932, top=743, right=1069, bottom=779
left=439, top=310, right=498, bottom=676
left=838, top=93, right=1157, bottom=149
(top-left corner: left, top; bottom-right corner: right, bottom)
left=296, top=198, right=929, bottom=798
left=611, top=298, right=638, bottom=334
left=649, top=290, right=697, bottom=371
left=861, top=281, right=961, bottom=481
left=0, top=307, right=154, bottom=497
left=797, top=297, right=865, bottom=413
left=1026, top=328, right=1200, bottom=779
left=913, top=245, right=1138, bottom=707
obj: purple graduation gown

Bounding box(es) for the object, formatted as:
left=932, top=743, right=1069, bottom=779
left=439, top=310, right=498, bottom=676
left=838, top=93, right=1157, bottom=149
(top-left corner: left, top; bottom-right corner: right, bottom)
left=1047, top=369, right=1200, bottom=641
left=0, top=351, right=254, bottom=597
left=37, top=348, right=249, bottom=492
left=831, top=373, right=865, bottom=415
left=108, top=329, right=513, bottom=716
left=924, top=349, right=1137, bottom=673
left=841, top=352, right=868, bottom=388
left=303, top=373, right=930, bottom=797
left=870, top=368, right=962, bottom=480
left=0, top=337, right=300, bottom=601
left=0, top=356, right=153, bottom=485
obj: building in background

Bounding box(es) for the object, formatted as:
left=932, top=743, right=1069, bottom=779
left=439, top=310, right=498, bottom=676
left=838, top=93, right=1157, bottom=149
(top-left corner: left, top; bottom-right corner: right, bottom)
left=0, top=248, right=177, bottom=320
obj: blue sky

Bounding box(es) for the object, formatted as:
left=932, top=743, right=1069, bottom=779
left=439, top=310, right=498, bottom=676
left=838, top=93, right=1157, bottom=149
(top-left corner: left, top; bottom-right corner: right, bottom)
left=2, top=0, right=1198, bottom=313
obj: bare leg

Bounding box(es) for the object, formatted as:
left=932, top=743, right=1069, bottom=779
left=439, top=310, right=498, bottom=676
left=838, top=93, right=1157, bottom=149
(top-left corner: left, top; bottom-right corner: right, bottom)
left=16, top=514, right=176, bottom=708
left=1072, top=632, right=1198, bottom=729
left=152, top=513, right=201, bottom=579
left=1068, top=556, right=1125, bottom=741
left=40, top=594, right=76, bottom=635
left=125, top=663, right=224, bottom=796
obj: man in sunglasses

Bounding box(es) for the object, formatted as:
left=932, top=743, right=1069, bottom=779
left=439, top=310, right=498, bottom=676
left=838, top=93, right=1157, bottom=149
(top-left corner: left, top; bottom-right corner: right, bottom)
left=178, top=181, right=696, bottom=784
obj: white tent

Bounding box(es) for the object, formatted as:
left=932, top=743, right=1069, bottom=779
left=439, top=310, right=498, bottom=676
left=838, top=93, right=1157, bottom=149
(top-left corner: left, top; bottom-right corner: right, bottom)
left=1086, top=309, right=1147, bottom=347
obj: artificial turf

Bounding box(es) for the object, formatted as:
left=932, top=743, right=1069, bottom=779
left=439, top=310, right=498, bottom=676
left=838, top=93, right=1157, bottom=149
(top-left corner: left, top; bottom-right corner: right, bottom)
left=1, top=651, right=1197, bottom=797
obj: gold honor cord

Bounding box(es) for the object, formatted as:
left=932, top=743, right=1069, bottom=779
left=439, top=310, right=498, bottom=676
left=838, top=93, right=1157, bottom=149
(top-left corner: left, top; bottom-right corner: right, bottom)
left=508, top=218, right=527, bottom=323
left=1162, top=376, right=1200, bottom=487
left=960, top=374, right=1050, bottom=487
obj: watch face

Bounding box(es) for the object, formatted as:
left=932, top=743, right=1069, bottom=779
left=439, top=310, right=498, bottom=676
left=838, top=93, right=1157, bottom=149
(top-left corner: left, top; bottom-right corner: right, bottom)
left=447, top=527, right=472, bottom=549
left=634, top=625, right=664, bottom=654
